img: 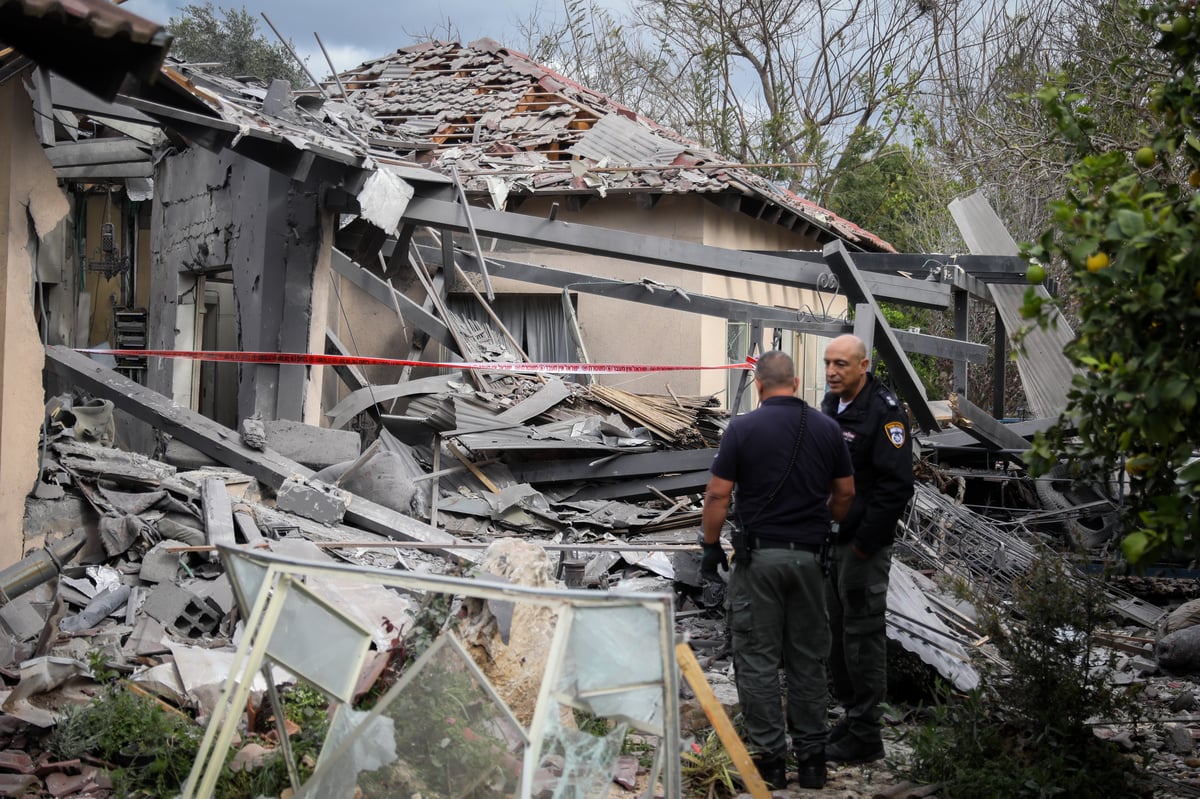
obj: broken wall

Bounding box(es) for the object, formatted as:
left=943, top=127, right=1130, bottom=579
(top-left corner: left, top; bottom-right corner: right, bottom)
left=149, top=146, right=331, bottom=432
left=453, top=194, right=840, bottom=402
left=0, top=77, right=69, bottom=566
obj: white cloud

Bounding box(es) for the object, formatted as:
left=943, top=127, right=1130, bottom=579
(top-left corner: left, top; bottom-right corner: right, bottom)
left=296, top=41, right=377, bottom=78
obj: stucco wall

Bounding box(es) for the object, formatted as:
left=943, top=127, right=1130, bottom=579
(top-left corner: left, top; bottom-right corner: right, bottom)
left=0, top=79, right=69, bottom=566
left=461, top=194, right=842, bottom=405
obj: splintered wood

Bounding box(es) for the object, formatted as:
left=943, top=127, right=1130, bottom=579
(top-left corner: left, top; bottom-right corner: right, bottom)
left=586, top=384, right=712, bottom=445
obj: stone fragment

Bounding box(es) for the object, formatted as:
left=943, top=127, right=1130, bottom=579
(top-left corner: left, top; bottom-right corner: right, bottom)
left=274, top=478, right=349, bottom=525
left=1158, top=625, right=1200, bottom=675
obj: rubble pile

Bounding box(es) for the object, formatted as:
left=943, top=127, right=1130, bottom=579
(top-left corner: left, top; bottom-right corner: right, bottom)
left=2, top=376, right=1200, bottom=797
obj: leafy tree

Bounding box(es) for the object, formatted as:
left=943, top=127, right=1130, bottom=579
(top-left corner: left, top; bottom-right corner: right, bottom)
left=1022, top=0, right=1200, bottom=565
left=167, top=2, right=308, bottom=86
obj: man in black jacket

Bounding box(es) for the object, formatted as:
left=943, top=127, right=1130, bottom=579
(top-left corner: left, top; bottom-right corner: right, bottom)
left=820, top=335, right=915, bottom=764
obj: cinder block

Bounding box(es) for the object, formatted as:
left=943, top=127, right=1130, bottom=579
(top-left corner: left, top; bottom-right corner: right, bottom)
left=140, top=584, right=223, bottom=637
left=187, top=575, right=234, bottom=615
left=275, top=478, right=349, bottom=524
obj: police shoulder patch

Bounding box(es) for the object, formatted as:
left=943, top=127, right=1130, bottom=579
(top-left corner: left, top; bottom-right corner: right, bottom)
left=884, top=421, right=906, bottom=448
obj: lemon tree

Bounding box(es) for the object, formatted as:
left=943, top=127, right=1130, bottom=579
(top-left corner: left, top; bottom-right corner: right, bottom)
left=1022, top=0, right=1200, bottom=565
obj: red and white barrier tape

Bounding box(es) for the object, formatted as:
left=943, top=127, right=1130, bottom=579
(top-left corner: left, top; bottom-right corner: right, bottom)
left=78, top=349, right=758, bottom=376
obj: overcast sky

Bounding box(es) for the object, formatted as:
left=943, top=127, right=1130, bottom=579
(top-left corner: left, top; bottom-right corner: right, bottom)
left=122, top=0, right=571, bottom=74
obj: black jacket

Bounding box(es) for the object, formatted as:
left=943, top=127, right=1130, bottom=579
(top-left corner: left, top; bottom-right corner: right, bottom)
left=820, top=373, right=915, bottom=555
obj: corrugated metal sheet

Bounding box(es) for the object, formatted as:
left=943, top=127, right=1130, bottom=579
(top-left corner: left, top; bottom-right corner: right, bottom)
left=949, top=192, right=1077, bottom=419
left=569, top=114, right=686, bottom=167
left=988, top=282, right=1076, bottom=419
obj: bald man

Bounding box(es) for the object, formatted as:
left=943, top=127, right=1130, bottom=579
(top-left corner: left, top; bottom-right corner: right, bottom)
left=820, top=335, right=914, bottom=765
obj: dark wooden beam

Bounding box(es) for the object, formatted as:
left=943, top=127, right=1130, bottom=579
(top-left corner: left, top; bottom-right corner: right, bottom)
left=824, top=242, right=941, bottom=433
left=505, top=449, right=717, bottom=485
left=399, top=193, right=950, bottom=308
left=950, top=393, right=1029, bottom=465
left=329, top=248, right=458, bottom=353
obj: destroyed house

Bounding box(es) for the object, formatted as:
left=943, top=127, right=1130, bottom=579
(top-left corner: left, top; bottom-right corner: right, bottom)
left=2, top=5, right=1045, bottom=562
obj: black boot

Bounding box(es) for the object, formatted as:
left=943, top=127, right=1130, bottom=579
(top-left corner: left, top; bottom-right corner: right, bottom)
left=750, top=754, right=788, bottom=791
left=795, top=751, right=827, bottom=789
left=826, top=734, right=885, bottom=764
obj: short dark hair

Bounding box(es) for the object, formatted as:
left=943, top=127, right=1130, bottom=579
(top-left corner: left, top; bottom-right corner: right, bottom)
left=755, top=350, right=795, bottom=390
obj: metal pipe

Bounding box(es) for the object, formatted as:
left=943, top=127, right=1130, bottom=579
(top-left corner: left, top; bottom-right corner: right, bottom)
left=0, top=530, right=87, bottom=603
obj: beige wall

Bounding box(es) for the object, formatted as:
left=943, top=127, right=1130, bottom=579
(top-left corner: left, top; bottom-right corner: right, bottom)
left=0, top=79, right=69, bottom=566
left=323, top=191, right=847, bottom=418
left=476, top=194, right=844, bottom=407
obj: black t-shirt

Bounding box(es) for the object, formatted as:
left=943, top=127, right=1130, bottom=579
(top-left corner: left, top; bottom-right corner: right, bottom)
left=710, top=396, right=853, bottom=545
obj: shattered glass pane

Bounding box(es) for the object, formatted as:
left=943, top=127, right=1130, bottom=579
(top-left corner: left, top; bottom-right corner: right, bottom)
left=298, top=633, right=526, bottom=799
left=265, top=579, right=372, bottom=703
left=223, top=551, right=268, bottom=616
left=556, top=604, right=665, bottom=733
left=532, top=703, right=627, bottom=799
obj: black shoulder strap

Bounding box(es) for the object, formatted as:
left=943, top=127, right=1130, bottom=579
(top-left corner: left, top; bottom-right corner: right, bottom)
left=737, top=403, right=808, bottom=529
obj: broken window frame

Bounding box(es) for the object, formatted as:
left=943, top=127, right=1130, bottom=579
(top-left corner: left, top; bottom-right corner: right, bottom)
left=182, top=545, right=681, bottom=799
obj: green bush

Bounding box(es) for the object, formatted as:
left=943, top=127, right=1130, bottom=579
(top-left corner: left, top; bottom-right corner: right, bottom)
left=904, top=550, right=1151, bottom=798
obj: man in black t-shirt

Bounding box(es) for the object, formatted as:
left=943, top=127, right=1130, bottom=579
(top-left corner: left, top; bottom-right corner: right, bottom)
left=701, top=350, right=855, bottom=790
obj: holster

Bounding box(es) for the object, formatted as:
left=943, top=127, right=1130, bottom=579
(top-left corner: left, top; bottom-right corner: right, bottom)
left=729, top=522, right=751, bottom=567
left=819, top=532, right=834, bottom=576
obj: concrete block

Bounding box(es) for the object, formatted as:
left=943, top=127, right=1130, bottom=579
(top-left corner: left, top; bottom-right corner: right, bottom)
left=187, top=575, right=234, bottom=615
left=275, top=478, right=349, bottom=524
left=139, top=541, right=182, bottom=583
left=265, top=419, right=360, bottom=469
left=161, top=437, right=221, bottom=470
left=140, top=583, right=223, bottom=637
left=0, top=597, right=46, bottom=641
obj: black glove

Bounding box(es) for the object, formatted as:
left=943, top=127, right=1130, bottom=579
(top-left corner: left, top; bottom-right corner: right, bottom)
left=701, top=541, right=728, bottom=576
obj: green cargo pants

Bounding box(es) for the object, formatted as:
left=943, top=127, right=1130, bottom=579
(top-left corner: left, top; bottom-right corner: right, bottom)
left=728, top=547, right=830, bottom=761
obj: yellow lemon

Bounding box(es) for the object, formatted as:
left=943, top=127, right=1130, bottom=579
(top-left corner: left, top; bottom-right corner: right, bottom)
left=1086, top=252, right=1110, bottom=272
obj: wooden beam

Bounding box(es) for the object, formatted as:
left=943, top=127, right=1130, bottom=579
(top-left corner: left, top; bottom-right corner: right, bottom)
left=400, top=193, right=950, bottom=308
left=330, top=247, right=458, bottom=352
left=824, top=242, right=941, bottom=433
left=949, top=392, right=1029, bottom=465
left=44, top=138, right=150, bottom=168
left=676, top=643, right=772, bottom=799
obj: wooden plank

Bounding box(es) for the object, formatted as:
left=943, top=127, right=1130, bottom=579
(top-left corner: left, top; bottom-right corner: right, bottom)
left=201, top=478, right=238, bottom=549
left=44, top=138, right=150, bottom=167
left=52, top=162, right=154, bottom=179
left=330, top=247, right=457, bottom=352
left=675, top=642, right=772, bottom=799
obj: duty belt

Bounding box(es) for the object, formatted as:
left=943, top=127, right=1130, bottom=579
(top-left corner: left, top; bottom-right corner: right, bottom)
left=750, top=536, right=821, bottom=553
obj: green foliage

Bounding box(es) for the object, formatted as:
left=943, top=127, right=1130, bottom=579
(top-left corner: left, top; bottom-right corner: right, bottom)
left=874, top=303, right=947, bottom=398
left=681, top=729, right=737, bottom=798
left=168, top=2, right=309, bottom=86
left=47, top=682, right=327, bottom=798
left=905, top=551, right=1150, bottom=798
left=1021, top=0, right=1200, bottom=564
left=280, top=680, right=330, bottom=728
left=49, top=686, right=202, bottom=796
